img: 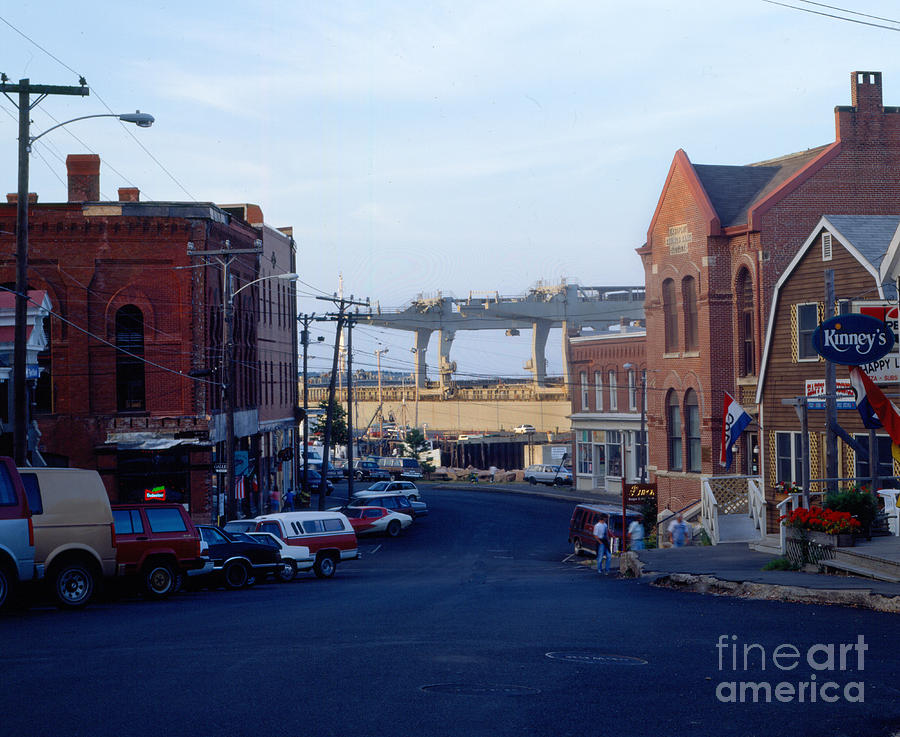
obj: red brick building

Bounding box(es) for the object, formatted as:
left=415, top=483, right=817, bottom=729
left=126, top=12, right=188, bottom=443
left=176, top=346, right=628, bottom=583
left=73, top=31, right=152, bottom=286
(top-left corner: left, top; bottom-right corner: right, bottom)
left=567, top=329, right=646, bottom=491
left=640, top=71, right=900, bottom=511
left=0, top=155, right=264, bottom=520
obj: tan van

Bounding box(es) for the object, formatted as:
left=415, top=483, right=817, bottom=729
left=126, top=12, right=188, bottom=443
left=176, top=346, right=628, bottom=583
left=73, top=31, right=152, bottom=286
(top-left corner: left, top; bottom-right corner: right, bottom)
left=18, top=467, right=117, bottom=609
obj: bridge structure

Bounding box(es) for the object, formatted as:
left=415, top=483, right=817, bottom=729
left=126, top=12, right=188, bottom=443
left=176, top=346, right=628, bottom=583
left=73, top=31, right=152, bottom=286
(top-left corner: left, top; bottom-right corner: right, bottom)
left=360, top=281, right=645, bottom=393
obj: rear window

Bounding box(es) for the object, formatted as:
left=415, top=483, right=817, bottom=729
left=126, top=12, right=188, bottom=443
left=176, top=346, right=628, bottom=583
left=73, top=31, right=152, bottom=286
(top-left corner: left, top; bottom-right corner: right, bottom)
left=0, top=465, right=18, bottom=506
left=17, top=472, right=42, bottom=514
left=113, top=509, right=144, bottom=534
left=401, top=459, right=419, bottom=468
left=145, top=508, right=188, bottom=533
left=323, top=518, right=344, bottom=531
left=258, top=521, right=281, bottom=536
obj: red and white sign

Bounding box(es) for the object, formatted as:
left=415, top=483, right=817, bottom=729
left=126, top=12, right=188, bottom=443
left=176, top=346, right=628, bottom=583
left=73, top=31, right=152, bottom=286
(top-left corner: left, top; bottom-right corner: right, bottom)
left=853, top=302, right=900, bottom=383
left=144, top=486, right=166, bottom=501
left=805, top=379, right=855, bottom=409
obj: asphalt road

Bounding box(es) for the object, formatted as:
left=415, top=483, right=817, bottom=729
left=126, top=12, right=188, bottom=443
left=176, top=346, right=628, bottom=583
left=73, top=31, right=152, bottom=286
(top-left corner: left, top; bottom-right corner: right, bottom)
left=2, top=484, right=899, bottom=737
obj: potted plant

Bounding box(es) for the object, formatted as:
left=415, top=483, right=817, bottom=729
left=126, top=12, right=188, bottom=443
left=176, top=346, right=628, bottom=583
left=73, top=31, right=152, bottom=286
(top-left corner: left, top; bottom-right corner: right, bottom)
left=780, top=506, right=861, bottom=547
left=825, top=486, right=879, bottom=540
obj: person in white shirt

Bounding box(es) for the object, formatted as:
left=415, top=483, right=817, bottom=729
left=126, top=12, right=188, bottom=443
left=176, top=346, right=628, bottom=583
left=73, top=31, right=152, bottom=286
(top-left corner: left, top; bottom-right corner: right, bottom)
left=628, top=514, right=645, bottom=550
left=592, top=514, right=611, bottom=574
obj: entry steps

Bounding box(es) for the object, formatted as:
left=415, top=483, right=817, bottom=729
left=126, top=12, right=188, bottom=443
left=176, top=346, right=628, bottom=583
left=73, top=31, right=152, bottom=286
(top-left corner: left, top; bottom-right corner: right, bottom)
left=749, top=534, right=781, bottom=556
left=716, top=512, right=763, bottom=544
left=819, top=544, right=900, bottom=584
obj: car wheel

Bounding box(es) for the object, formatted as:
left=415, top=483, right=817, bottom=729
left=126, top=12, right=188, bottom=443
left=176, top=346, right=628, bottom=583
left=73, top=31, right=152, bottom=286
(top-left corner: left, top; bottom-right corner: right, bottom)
left=554, top=478, right=563, bottom=486
left=52, top=559, right=96, bottom=609
left=314, top=553, right=337, bottom=579
left=409, top=494, right=419, bottom=502
left=143, top=561, right=177, bottom=599
left=573, top=538, right=584, bottom=556
left=278, top=560, right=297, bottom=582
left=527, top=477, right=536, bottom=485
left=355, top=471, right=364, bottom=481
left=386, top=519, right=402, bottom=537
left=0, top=563, right=10, bottom=611
left=223, top=560, right=250, bottom=589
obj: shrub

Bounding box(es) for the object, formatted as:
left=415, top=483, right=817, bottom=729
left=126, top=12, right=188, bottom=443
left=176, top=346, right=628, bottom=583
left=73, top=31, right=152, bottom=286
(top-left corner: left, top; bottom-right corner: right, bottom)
left=762, top=557, right=799, bottom=571
left=824, top=490, right=878, bottom=533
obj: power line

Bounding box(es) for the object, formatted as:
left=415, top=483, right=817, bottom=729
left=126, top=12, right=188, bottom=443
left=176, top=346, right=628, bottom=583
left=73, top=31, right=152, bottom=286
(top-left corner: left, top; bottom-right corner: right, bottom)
left=762, top=0, right=900, bottom=30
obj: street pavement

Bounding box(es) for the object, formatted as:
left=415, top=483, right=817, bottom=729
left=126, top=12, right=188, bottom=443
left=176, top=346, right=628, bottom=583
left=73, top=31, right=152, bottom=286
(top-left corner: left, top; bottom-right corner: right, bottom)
left=3, top=484, right=899, bottom=737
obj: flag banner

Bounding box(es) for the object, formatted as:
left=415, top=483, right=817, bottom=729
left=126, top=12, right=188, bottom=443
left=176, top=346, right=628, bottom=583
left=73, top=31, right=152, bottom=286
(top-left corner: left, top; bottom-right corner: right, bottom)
left=720, top=392, right=753, bottom=469
left=235, top=475, right=245, bottom=500
left=849, top=366, right=900, bottom=445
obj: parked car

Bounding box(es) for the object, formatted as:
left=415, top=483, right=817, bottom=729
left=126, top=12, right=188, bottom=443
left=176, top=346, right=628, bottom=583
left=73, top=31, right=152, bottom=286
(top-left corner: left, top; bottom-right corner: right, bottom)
left=513, top=424, right=536, bottom=434
left=339, top=506, right=412, bottom=537
left=568, top=503, right=643, bottom=556
left=190, top=526, right=282, bottom=589
left=350, top=459, right=390, bottom=481
left=243, top=511, right=359, bottom=578
left=222, top=519, right=259, bottom=534
left=377, top=456, right=423, bottom=480
left=247, top=532, right=314, bottom=581
left=343, top=491, right=424, bottom=520
left=363, top=480, right=421, bottom=501
left=0, top=457, right=37, bottom=611
left=17, top=467, right=117, bottom=609
left=298, top=468, right=334, bottom=496
left=523, top=464, right=573, bottom=486
left=111, top=503, right=207, bottom=599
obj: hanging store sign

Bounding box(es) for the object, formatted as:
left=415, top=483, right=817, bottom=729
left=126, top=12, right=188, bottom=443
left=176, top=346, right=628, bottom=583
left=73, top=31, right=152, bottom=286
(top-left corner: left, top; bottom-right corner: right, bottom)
left=623, top=482, right=657, bottom=505
left=853, top=302, right=900, bottom=383
left=812, top=314, right=895, bottom=365
left=144, top=486, right=166, bottom=501
left=804, top=379, right=855, bottom=410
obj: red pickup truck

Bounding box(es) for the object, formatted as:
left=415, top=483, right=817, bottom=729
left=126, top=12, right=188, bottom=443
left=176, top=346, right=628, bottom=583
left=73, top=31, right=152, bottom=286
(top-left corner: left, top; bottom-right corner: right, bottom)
left=111, top=504, right=207, bottom=599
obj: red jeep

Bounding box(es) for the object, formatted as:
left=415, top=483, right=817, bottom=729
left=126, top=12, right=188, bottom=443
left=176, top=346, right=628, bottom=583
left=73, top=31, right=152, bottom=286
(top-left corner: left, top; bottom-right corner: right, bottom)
left=111, top=504, right=207, bottom=599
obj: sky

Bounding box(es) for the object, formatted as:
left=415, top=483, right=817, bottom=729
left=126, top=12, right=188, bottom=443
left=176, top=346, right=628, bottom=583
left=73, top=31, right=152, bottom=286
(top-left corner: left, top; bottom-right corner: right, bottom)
left=3, top=1, right=900, bottom=381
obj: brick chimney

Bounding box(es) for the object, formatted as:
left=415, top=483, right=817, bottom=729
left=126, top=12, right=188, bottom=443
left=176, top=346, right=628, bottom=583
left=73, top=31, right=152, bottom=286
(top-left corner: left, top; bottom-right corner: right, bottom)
left=836, top=71, right=888, bottom=143
left=118, top=187, right=140, bottom=202
left=6, top=193, right=38, bottom=204
left=66, top=154, right=100, bottom=202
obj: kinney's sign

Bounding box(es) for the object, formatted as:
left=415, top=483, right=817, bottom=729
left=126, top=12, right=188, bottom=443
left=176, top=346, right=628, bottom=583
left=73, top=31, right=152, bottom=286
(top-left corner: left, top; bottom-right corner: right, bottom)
left=812, top=314, right=895, bottom=365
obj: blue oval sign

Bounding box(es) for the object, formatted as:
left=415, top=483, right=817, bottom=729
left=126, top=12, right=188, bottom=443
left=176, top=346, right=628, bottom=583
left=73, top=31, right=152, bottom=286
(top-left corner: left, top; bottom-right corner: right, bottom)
left=812, top=314, right=895, bottom=365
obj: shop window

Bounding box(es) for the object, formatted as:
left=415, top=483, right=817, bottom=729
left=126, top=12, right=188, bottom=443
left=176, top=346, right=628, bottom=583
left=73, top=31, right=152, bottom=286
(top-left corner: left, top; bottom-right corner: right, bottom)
left=797, top=304, right=819, bottom=361
left=775, top=432, right=803, bottom=484
left=737, top=268, right=755, bottom=376
left=853, top=434, right=897, bottom=488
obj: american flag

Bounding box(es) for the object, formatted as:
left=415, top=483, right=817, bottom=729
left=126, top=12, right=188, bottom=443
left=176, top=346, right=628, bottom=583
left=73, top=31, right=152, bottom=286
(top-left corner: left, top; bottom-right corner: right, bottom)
left=235, top=475, right=245, bottom=500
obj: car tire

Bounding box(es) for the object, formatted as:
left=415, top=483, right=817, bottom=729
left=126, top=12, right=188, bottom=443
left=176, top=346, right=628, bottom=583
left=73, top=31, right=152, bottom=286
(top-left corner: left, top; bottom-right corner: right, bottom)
left=278, top=560, right=297, bottom=582
left=143, top=561, right=177, bottom=599
left=0, top=563, right=11, bottom=611
left=355, top=471, right=364, bottom=481
left=409, top=494, right=419, bottom=502
left=314, top=553, right=337, bottom=579
left=554, top=478, right=563, bottom=486
left=386, top=519, right=402, bottom=537
left=573, top=539, right=584, bottom=556
left=51, top=558, right=96, bottom=609
left=222, top=560, right=250, bottom=589
left=527, top=477, right=536, bottom=485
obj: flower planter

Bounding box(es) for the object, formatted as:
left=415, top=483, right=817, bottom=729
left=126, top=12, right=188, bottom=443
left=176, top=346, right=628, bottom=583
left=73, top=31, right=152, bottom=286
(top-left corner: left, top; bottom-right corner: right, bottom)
left=786, top=528, right=855, bottom=547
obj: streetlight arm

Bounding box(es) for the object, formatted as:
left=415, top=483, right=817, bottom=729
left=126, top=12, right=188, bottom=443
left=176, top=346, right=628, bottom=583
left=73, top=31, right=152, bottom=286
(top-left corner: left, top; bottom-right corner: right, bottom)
left=231, top=272, right=298, bottom=300
left=30, top=111, right=154, bottom=145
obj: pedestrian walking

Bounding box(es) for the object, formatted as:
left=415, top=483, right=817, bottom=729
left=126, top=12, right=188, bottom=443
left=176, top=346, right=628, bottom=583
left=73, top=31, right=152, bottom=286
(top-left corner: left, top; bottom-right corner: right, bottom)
left=668, top=513, right=690, bottom=547
left=489, top=465, right=498, bottom=483
left=628, top=514, right=645, bottom=551
left=593, top=513, right=611, bottom=574
left=283, top=488, right=295, bottom=511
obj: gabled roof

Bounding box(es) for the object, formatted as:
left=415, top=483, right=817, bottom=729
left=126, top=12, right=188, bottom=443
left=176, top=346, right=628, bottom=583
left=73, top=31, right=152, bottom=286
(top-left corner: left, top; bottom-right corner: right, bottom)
left=755, top=215, right=900, bottom=403
left=693, top=146, right=829, bottom=228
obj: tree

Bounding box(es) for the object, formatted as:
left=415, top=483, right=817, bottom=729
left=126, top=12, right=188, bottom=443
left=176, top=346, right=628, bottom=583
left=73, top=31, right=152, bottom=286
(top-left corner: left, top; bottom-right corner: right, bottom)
left=403, top=428, right=435, bottom=475
left=312, top=400, right=347, bottom=447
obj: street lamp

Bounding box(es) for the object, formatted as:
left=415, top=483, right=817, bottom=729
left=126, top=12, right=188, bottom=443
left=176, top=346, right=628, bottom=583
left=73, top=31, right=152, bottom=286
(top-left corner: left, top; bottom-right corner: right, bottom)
left=223, top=271, right=297, bottom=520
left=5, top=74, right=155, bottom=464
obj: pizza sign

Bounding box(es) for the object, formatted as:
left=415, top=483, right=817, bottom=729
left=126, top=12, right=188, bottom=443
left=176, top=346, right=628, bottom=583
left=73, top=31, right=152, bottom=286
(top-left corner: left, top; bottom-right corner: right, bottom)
left=853, top=302, right=900, bottom=383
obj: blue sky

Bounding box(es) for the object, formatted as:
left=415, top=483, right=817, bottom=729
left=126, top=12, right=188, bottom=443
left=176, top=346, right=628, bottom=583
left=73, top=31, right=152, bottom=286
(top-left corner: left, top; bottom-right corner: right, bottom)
left=3, top=1, right=900, bottom=379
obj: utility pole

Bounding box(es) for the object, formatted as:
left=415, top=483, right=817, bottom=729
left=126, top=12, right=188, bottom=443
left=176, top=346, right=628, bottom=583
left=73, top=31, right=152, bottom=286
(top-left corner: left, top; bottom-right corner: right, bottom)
left=315, top=294, right=369, bottom=509
left=2, top=77, right=90, bottom=465
left=298, top=313, right=315, bottom=506
left=376, top=346, right=389, bottom=455
left=188, top=240, right=263, bottom=522
left=824, top=270, right=838, bottom=494
left=346, top=312, right=356, bottom=498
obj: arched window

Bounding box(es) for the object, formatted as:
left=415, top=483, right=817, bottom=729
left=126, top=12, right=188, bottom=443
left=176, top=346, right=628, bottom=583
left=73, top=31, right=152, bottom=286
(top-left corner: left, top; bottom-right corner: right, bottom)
left=685, top=389, right=701, bottom=472
left=116, top=305, right=145, bottom=412
left=662, top=279, right=679, bottom=353
left=682, top=276, right=698, bottom=352
left=737, top=268, right=755, bottom=376
left=667, top=390, right=682, bottom=471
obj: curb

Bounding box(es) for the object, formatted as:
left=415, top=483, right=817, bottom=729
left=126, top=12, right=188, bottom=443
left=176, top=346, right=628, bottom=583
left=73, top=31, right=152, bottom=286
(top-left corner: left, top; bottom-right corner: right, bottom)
left=618, top=552, right=900, bottom=613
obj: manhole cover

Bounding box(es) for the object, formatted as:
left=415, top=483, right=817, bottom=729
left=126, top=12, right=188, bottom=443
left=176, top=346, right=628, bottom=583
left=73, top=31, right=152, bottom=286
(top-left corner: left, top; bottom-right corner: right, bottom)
left=420, top=683, right=541, bottom=696
left=545, top=652, right=648, bottom=665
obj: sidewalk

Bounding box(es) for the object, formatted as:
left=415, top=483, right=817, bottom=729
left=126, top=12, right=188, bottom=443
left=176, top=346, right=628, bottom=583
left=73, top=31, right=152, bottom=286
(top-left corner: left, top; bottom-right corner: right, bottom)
left=433, top=479, right=620, bottom=506
left=627, top=543, right=900, bottom=612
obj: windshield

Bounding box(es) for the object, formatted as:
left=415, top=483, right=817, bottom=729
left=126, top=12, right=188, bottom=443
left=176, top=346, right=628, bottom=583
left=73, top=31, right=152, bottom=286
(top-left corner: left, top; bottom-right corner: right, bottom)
left=367, top=482, right=389, bottom=491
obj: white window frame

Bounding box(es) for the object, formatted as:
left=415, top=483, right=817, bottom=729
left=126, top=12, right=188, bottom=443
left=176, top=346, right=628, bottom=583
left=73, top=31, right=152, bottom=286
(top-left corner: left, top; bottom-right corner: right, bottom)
left=627, top=370, right=637, bottom=411
left=775, top=431, right=803, bottom=484
left=821, top=232, right=832, bottom=262
left=797, top=303, right=819, bottom=362
left=580, top=372, right=589, bottom=410
left=608, top=370, right=618, bottom=411
left=594, top=371, right=603, bottom=412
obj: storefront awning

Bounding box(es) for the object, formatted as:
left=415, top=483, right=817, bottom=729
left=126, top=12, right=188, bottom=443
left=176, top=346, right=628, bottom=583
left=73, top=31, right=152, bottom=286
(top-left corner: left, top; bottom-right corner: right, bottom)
left=107, top=432, right=201, bottom=451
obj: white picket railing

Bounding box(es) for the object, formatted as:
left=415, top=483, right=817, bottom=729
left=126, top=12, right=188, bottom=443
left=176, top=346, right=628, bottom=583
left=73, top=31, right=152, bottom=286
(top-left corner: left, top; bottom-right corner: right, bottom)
left=748, top=477, right=766, bottom=538
left=700, top=478, right=720, bottom=546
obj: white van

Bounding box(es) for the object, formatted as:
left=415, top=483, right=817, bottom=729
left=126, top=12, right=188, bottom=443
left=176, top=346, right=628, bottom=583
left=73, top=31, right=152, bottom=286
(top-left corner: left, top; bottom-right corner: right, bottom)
left=241, top=511, right=358, bottom=578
